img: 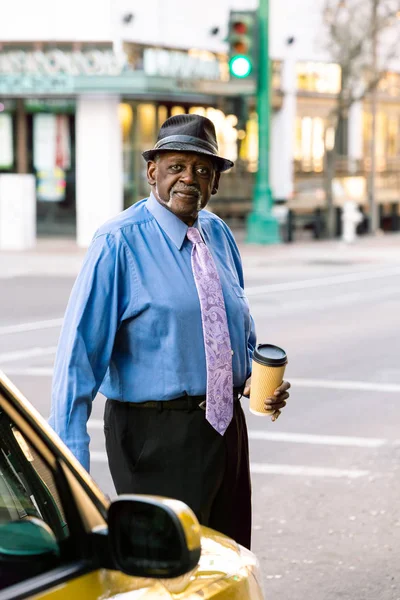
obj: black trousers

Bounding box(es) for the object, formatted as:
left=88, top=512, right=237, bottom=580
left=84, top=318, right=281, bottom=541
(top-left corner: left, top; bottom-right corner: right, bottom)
left=104, top=397, right=252, bottom=549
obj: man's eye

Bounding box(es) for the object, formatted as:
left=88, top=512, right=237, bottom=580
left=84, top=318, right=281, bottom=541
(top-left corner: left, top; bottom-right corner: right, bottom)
left=197, top=167, right=209, bottom=175
left=170, top=165, right=182, bottom=171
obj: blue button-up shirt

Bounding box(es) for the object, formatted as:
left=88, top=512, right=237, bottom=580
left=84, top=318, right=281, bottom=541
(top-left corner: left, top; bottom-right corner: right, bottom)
left=49, top=193, right=256, bottom=471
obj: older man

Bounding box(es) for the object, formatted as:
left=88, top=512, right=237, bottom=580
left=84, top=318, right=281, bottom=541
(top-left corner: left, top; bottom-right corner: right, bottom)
left=50, top=114, right=290, bottom=549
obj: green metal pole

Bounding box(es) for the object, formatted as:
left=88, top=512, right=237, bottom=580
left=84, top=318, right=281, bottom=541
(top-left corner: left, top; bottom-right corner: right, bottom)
left=246, top=0, right=280, bottom=244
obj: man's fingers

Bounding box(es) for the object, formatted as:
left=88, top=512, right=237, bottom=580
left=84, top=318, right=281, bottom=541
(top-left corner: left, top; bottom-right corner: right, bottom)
left=243, top=386, right=251, bottom=397
left=271, top=409, right=281, bottom=422
left=265, top=399, right=287, bottom=411
left=274, top=380, right=291, bottom=396
left=270, top=392, right=289, bottom=402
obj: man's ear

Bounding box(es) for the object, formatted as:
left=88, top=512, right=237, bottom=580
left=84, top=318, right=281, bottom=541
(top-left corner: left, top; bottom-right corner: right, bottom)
left=147, top=161, right=157, bottom=186
left=211, top=171, right=221, bottom=195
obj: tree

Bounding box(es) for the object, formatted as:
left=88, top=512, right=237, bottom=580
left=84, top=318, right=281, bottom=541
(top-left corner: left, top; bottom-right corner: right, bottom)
left=322, top=0, right=400, bottom=237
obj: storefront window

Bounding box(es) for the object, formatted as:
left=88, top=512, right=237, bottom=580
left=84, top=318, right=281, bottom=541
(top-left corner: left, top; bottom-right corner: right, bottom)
left=137, top=104, right=156, bottom=143
left=189, top=107, right=206, bottom=117
left=0, top=111, right=14, bottom=170
left=376, top=112, right=387, bottom=171
left=297, top=62, right=341, bottom=94
left=158, top=105, right=168, bottom=127
left=294, top=116, right=325, bottom=172
left=25, top=101, right=76, bottom=236
left=171, top=106, right=186, bottom=116
left=119, top=103, right=134, bottom=205
left=33, top=114, right=71, bottom=202
left=190, top=106, right=238, bottom=165
left=203, top=108, right=237, bottom=164
left=387, top=116, right=399, bottom=157
left=363, top=111, right=372, bottom=166
left=363, top=109, right=400, bottom=171
left=240, top=112, right=258, bottom=173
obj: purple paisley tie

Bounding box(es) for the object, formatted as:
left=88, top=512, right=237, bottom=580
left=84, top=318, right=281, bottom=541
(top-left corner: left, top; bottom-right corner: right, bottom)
left=186, top=227, right=233, bottom=435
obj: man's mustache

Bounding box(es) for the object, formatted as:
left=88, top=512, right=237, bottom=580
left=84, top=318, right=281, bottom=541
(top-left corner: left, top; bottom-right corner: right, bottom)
left=171, top=184, right=201, bottom=198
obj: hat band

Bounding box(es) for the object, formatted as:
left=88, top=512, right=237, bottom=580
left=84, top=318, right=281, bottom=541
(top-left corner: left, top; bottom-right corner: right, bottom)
left=154, top=134, right=218, bottom=155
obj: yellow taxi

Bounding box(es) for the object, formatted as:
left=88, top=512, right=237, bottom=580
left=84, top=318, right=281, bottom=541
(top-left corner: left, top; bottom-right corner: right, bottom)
left=0, top=372, right=264, bottom=600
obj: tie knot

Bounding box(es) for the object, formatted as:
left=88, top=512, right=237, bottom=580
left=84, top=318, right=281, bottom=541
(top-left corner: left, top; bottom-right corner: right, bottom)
left=187, top=227, right=203, bottom=245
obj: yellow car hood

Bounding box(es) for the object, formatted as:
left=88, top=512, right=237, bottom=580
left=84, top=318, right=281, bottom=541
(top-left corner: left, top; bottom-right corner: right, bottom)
left=101, top=526, right=264, bottom=599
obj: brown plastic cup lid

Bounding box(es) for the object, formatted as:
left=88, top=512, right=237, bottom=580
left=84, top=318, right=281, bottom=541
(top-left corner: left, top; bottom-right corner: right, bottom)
left=253, top=344, right=287, bottom=367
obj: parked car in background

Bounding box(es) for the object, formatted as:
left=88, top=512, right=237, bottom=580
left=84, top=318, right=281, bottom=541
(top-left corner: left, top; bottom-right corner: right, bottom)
left=0, top=371, right=264, bottom=600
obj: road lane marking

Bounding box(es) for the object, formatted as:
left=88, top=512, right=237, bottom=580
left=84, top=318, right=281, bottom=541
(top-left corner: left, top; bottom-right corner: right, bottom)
left=0, top=318, right=63, bottom=335
left=4, top=367, right=400, bottom=396
left=2, top=265, right=400, bottom=335
left=87, top=420, right=389, bottom=448
left=290, top=377, right=400, bottom=393
left=91, top=452, right=109, bottom=463
left=245, top=266, right=400, bottom=296
left=2, top=367, right=55, bottom=376
left=0, top=347, right=57, bottom=364
left=88, top=451, right=369, bottom=478
left=250, top=464, right=369, bottom=478
left=251, top=285, right=400, bottom=315
left=88, top=420, right=104, bottom=429
left=248, top=431, right=386, bottom=448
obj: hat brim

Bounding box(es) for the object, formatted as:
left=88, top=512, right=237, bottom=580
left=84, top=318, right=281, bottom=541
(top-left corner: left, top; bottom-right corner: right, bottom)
left=142, top=143, right=234, bottom=173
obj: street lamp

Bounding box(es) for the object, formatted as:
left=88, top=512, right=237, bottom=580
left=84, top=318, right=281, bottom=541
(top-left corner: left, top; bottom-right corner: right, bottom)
left=246, top=0, right=280, bottom=244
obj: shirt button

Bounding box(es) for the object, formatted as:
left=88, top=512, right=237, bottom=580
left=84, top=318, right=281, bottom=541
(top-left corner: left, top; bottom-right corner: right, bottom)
left=231, top=350, right=234, bottom=355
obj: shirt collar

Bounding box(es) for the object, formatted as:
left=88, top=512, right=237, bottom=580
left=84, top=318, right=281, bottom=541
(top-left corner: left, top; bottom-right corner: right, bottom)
left=146, top=192, right=204, bottom=250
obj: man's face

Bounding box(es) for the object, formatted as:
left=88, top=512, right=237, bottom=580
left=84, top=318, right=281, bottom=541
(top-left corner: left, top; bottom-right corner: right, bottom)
left=147, top=152, right=220, bottom=225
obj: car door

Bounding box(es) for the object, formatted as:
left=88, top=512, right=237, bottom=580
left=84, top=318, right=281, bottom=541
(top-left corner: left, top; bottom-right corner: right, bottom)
left=0, top=373, right=265, bottom=600
left=0, top=377, right=172, bottom=600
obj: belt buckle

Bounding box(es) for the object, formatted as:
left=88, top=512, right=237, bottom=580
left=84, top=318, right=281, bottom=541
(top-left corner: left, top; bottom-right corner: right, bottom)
left=198, top=400, right=206, bottom=411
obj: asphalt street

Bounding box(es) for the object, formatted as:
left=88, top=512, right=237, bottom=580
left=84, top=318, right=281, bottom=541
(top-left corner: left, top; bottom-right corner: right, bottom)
left=1, top=232, right=400, bottom=600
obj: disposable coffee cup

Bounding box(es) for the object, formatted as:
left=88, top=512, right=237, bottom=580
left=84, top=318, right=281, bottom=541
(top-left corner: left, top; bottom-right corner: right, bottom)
left=249, top=344, right=288, bottom=416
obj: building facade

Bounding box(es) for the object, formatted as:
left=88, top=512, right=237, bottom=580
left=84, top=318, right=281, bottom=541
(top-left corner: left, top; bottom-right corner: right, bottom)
left=1, top=0, right=399, bottom=247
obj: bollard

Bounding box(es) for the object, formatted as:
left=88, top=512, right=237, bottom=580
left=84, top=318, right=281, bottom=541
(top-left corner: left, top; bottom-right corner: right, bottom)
left=341, top=200, right=363, bottom=244
left=287, top=209, right=294, bottom=243
left=313, top=208, right=323, bottom=239
left=335, top=207, right=342, bottom=238
left=391, top=203, right=399, bottom=231
left=379, top=205, right=384, bottom=230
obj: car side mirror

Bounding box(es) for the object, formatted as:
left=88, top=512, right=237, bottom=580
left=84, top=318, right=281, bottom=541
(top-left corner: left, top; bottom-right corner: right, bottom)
left=107, top=495, right=201, bottom=579
left=0, top=517, right=59, bottom=558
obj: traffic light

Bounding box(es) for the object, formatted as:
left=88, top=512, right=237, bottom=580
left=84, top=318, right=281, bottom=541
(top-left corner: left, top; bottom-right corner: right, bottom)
left=227, top=10, right=258, bottom=79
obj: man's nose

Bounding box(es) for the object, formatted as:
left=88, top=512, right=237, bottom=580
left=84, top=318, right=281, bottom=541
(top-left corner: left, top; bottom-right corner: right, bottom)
left=180, top=166, right=196, bottom=184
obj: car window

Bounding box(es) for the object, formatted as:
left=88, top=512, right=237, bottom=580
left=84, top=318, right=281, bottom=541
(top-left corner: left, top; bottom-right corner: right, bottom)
left=0, top=408, right=68, bottom=590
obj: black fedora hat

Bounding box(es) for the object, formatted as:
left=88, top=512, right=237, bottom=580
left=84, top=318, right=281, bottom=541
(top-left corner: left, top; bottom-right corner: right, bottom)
left=142, top=114, right=234, bottom=172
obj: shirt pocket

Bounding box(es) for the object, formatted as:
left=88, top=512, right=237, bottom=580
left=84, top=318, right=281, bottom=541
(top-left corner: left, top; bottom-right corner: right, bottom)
left=231, top=284, right=251, bottom=322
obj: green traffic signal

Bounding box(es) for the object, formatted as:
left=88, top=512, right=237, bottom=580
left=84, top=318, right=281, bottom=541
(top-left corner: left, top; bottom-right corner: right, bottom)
left=229, top=55, right=252, bottom=78
left=227, top=10, right=257, bottom=79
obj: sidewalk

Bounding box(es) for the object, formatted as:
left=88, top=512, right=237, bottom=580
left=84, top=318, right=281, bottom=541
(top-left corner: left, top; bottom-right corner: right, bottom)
left=1, top=231, right=400, bottom=278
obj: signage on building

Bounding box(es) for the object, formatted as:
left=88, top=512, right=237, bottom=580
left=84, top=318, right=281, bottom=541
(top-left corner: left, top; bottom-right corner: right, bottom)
left=25, top=98, right=76, bottom=113
left=0, top=49, right=126, bottom=76
left=0, top=74, right=74, bottom=95
left=143, top=48, right=223, bottom=81
left=0, top=48, right=126, bottom=95
left=0, top=46, right=232, bottom=96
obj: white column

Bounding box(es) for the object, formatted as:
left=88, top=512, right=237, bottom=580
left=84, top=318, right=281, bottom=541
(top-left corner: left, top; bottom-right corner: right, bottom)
left=348, top=100, right=363, bottom=172
left=76, top=95, right=123, bottom=247
left=0, top=174, right=36, bottom=250
left=270, top=56, right=297, bottom=201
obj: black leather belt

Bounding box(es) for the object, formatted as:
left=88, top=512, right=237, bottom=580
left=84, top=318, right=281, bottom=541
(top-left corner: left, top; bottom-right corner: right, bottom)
left=126, top=388, right=244, bottom=411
